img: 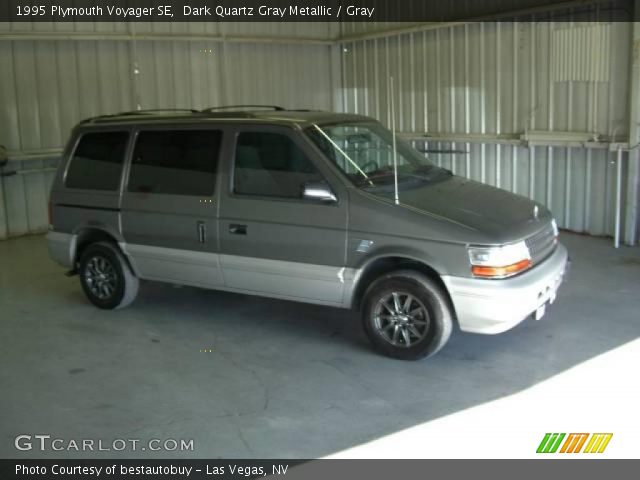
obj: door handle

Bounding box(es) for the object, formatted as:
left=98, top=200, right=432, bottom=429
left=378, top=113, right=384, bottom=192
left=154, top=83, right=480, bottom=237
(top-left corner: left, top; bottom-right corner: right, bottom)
left=197, top=221, right=206, bottom=243
left=229, top=224, right=247, bottom=235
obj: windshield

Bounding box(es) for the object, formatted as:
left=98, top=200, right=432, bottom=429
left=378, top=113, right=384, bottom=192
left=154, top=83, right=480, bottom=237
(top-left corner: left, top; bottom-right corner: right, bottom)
left=305, top=122, right=451, bottom=192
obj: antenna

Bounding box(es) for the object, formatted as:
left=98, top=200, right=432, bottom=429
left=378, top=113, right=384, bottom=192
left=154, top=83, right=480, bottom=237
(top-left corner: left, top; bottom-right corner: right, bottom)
left=389, top=76, right=399, bottom=205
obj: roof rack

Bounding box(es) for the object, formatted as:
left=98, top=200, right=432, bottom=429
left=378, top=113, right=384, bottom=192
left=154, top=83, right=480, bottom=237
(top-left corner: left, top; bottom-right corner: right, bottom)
left=118, top=108, right=201, bottom=115
left=79, top=106, right=330, bottom=125
left=80, top=108, right=201, bottom=123
left=201, top=105, right=285, bottom=112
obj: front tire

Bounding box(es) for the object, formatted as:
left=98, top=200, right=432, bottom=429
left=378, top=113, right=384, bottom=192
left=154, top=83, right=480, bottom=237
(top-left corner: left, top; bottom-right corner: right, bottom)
left=362, top=270, right=453, bottom=360
left=78, top=242, right=139, bottom=310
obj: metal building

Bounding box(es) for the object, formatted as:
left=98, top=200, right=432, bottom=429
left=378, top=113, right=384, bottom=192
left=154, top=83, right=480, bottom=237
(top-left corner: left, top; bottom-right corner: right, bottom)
left=1, top=3, right=639, bottom=246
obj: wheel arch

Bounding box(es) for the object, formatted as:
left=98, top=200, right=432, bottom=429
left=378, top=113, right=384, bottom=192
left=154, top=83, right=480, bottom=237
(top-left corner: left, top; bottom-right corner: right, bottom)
left=71, top=226, right=132, bottom=273
left=350, top=255, right=456, bottom=319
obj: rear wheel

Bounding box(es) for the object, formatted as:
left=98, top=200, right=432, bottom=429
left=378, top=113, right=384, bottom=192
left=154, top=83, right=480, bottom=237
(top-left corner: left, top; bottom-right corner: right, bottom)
left=78, top=242, right=139, bottom=309
left=362, top=271, right=453, bottom=360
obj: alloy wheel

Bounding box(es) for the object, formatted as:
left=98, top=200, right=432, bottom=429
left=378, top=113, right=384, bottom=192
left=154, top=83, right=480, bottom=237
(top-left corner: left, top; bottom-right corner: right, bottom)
left=84, top=256, right=118, bottom=300
left=373, top=291, right=431, bottom=348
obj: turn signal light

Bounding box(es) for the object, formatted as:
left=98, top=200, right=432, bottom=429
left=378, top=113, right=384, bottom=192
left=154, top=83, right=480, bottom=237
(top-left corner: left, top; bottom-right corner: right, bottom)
left=471, top=259, right=532, bottom=278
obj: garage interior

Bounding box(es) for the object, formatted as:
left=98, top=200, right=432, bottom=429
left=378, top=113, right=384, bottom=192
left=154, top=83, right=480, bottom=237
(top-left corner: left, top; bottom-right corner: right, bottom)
left=1, top=0, right=639, bottom=458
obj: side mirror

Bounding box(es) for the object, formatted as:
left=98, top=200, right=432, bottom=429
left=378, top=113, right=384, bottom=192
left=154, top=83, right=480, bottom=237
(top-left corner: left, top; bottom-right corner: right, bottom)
left=302, top=181, right=337, bottom=203
left=0, top=145, right=7, bottom=168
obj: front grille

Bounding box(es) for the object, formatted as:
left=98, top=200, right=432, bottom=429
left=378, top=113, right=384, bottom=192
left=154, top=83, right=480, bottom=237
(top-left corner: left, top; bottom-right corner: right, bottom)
left=526, top=222, right=557, bottom=265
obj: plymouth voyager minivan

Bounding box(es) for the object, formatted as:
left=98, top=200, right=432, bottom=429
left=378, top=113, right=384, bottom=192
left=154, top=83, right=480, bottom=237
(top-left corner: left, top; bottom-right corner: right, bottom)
left=47, top=107, right=568, bottom=360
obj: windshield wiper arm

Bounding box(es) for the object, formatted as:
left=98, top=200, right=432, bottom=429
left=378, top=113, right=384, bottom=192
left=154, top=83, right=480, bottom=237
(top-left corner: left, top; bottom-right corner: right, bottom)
left=353, top=167, right=396, bottom=186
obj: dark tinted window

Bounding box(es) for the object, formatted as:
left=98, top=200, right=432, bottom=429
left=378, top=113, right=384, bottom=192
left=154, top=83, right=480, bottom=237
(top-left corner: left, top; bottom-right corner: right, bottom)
left=234, top=132, right=322, bottom=198
left=128, top=130, right=222, bottom=196
left=66, top=132, right=128, bottom=191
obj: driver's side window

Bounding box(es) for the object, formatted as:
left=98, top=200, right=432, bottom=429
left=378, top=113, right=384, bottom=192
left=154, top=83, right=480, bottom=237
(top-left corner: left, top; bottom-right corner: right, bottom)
left=233, top=131, right=324, bottom=199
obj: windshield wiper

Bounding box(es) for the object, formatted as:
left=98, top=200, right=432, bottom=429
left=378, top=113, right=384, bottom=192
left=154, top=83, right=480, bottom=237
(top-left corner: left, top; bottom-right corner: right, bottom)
left=353, top=166, right=396, bottom=186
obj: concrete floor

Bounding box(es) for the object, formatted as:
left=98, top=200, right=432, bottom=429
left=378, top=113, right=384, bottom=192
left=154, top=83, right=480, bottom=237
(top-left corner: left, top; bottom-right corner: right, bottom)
left=1, top=232, right=639, bottom=459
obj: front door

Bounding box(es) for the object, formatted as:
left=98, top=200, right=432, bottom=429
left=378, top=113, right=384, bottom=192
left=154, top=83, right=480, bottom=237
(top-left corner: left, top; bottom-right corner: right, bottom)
left=218, top=126, right=348, bottom=306
left=120, top=126, right=224, bottom=288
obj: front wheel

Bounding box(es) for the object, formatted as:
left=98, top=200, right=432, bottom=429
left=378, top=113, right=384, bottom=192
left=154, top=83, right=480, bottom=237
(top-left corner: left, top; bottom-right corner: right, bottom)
left=362, top=271, right=453, bottom=360
left=78, top=242, right=139, bottom=310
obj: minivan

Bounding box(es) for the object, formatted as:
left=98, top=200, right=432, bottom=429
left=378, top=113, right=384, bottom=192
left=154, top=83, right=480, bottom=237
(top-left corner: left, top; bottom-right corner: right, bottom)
left=47, top=107, right=568, bottom=360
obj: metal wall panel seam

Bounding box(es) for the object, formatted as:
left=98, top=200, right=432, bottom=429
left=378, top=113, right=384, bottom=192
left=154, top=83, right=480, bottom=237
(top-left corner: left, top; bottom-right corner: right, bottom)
left=564, top=16, right=574, bottom=229
left=422, top=31, right=429, bottom=166
left=496, top=22, right=502, bottom=188
left=410, top=33, right=415, bottom=134
left=398, top=36, right=404, bottom=133
left=352, top=40, right=358, bottom=114
left=128, top=23, right=141, bottom=110
left=423, top=30, right=429, bottom=134
left=374, top=38, right=380, bottom=119
left=585, top=148, right=592, bottom=231
left=364, top=39, right=369, bottom=116
left=385, top=37, right=390, bottom=127
left=449, top=26, right=456, bottom=174
left=603, top=20, right=615, bottom=232
left=436, top=29, right=442, bottom=167
left=614, top=146, right=623, bottom=247
left=512, top=21, right=519, bottom=193
left=480, top=23, right=486, bottom=183
left=464, top=24, right=471, bottom=177
left=547, top=20, right=554, bottom=211
left=340, top=40, right=347, bottom=113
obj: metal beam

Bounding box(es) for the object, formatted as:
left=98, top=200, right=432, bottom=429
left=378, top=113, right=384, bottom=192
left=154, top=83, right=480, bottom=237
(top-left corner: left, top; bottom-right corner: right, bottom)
left=399, top=132, right=624, bottom=149
left=0, top=31, right=332, bottom=46
left=6, top=149, right=63, bottom=161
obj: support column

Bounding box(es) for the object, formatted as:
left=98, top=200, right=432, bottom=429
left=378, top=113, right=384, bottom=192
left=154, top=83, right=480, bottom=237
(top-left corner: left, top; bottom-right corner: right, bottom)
left=626, top=6, right=640, bottom=245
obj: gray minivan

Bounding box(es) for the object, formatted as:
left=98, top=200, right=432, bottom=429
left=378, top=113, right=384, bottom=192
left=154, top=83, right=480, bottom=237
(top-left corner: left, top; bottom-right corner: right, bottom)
left=47, top=107, right=568, bottom=360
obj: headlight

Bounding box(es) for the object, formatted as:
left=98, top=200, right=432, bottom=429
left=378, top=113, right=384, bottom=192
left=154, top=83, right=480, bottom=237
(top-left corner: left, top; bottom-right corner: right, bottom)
left=551, top=218, right=559, bottom=237
left=467, top=241, right=531, bottom=279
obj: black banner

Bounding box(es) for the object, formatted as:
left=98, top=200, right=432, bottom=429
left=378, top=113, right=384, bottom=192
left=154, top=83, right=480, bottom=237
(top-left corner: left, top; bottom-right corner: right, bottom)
left=0, top=0, right=633, bottom=22
left=1, top=459, right=639, bottom=480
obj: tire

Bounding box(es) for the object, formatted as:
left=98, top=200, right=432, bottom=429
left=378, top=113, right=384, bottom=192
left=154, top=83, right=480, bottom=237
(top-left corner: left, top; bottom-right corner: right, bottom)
left=78, top=241, right=139, bottom=310
left=362, top=270, right=453, bottom=360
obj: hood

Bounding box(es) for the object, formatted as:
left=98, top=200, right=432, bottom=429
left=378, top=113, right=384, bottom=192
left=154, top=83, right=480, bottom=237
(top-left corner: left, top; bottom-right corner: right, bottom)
left=395, top=175, right=551, bottom=244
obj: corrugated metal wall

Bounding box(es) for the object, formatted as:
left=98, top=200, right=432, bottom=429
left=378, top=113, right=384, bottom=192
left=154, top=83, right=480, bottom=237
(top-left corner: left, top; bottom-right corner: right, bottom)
left=1, top=16, right=637, bottom=243
left=0, top=22, right=337, bottom=239
left=339, top=20, right=633, bottom=238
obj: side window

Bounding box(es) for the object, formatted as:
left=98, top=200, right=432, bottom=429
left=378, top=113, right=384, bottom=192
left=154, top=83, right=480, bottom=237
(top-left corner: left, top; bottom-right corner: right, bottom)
left=66, top=131, right=128, bottom=191
left=128, top=130, right=222, bottom=196
left=234, top=131, right=323, bottom=199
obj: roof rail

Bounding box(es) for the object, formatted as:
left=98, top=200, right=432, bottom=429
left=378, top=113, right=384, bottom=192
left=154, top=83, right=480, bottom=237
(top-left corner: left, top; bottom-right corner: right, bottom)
left=202, top=105, right=285, bottom=112
left=117, top=108, right=200, bottom=115
left=80, top=108, right=201, bottom=123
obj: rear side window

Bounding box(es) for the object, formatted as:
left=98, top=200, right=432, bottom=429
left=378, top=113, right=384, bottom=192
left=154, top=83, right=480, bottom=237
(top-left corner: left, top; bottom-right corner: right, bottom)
left=234, top=131, right=322, bottom=198
left=66, top=131, right=128, bottom=191
left=128, top=130, right=222, bottom=196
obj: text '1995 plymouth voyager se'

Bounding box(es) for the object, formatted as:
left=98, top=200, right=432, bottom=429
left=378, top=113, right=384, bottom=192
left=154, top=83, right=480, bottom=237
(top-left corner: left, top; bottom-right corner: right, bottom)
left=47, top=107, right=568, bottom=360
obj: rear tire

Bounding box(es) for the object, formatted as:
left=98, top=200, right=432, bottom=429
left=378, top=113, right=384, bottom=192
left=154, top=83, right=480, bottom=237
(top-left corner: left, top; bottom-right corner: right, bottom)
left=362, top=270, right=453, bottom=360
left=78, top=242, right=139, bottom=310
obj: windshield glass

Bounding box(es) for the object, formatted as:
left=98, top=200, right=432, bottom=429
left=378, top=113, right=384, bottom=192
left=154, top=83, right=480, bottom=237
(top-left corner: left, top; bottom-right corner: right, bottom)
left=305, top=122, right=451, bottom=192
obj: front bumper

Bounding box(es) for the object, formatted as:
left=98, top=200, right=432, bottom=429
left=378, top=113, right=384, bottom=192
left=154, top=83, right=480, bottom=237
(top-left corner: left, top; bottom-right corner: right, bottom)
left=442, top=243, right=569, bottom=334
